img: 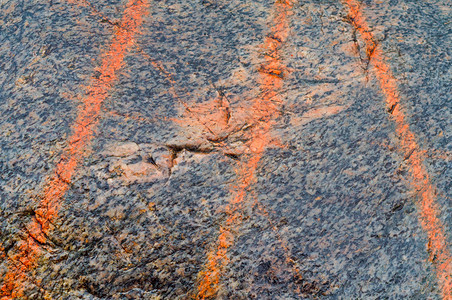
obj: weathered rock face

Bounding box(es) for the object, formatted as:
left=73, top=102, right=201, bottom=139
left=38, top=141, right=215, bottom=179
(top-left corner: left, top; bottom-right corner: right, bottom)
left=0, top=0, right=450, bottom=299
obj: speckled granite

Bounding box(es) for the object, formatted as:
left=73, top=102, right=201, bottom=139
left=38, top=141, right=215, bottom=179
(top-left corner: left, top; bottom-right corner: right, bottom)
left=0, top=0, right=450, bottom=299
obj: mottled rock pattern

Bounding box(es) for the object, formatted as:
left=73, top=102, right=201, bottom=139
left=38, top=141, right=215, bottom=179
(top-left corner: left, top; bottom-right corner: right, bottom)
left=0, top=0, right=450, bottom=299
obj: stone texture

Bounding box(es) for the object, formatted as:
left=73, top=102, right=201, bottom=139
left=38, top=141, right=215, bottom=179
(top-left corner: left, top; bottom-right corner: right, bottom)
left=0, top=0, right=450, bottom=299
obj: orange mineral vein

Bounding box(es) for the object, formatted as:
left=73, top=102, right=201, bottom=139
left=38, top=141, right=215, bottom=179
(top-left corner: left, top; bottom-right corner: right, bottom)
left=344, top=1, right=452, bottom=299
left=0, top=1, right=149, bottom=298
left=195, top=1, right=293, bottom=298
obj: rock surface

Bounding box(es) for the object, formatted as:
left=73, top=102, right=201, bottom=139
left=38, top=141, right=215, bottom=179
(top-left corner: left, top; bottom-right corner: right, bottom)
left=0, top=0, right=450, bottom=299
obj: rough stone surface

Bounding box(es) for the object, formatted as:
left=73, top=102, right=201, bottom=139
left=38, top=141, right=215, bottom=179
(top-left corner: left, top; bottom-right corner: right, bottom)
left=0, top=0, right=450, bottom=299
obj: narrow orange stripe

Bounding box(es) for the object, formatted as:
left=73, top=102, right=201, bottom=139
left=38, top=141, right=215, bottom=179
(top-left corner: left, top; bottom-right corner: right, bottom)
left=0, top=1, right=148, bottom=298
left=195, top=1, right=293, bottom=298
left=344, top=1, right=452, bottom=299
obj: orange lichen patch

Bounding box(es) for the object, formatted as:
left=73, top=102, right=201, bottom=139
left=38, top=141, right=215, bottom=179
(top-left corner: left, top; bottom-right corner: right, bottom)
left=0, top=1, right=148, bottom=298
left=344, top=1, right=452, bottom=299
left=195, top=1, right=293, bottom=299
